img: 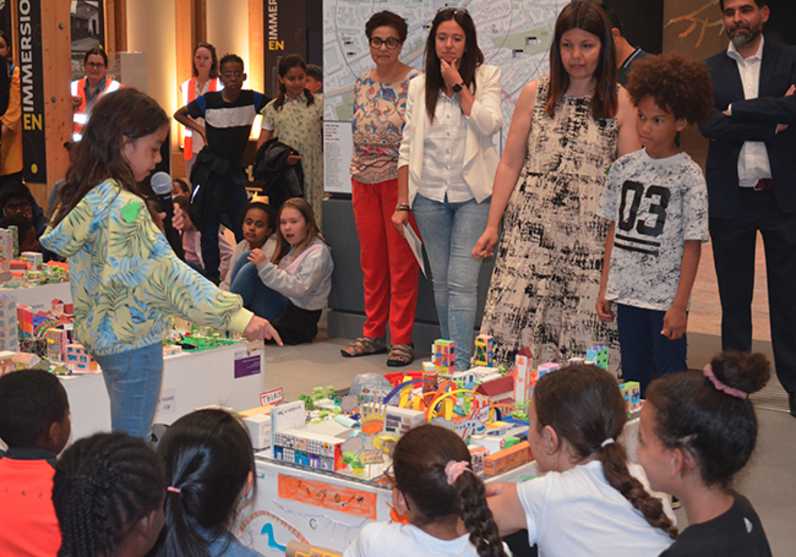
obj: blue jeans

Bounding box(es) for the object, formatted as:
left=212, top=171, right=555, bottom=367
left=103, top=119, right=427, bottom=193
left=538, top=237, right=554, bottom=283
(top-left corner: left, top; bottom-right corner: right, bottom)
left=229, top=251, right=288, bottom=321
left=94, top=343, right=164, bottom=439
left=412, top=194, right=490, bottom=371
left=200, top=170, right=249, bottom=283
left=617, top=304, right=687, bottom=397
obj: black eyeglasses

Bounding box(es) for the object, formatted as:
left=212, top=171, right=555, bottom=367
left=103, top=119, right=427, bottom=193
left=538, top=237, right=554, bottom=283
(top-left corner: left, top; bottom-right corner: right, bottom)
left=369, top=37, right=401, bottom=50
left=438, top=7, right=469, bottom=15
left=86, top=62, right=105, bottom=69
left=223, top=71, right=244, bottom=79
left=382, top=465, right=411, bottom=510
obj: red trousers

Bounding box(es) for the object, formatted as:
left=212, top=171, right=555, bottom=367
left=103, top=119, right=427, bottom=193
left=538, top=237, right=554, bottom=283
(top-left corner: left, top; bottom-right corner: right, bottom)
left=352, top=177, right=420, bottom=344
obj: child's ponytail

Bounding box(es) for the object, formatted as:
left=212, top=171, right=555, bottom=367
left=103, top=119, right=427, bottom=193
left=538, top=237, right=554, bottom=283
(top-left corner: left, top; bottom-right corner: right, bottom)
left=599, top=440, right=679, bottom=539
left=454, top=467, right=507, bottom=557
left=534, top=365, right=678, bottom=540
left=393, top=425, right=507, bottom=557
left=646, top=351, right=769, bottom=489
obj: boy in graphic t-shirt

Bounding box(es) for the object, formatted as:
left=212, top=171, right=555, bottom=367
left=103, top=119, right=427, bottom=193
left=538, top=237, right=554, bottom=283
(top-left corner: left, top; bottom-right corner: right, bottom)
left=174, top=54, right=268, bottom=284
left=596, top=53, right=715, bottom=394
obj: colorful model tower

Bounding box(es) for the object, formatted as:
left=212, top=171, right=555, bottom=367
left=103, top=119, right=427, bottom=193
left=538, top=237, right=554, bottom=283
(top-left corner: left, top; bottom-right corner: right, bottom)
left=586, top=345, right=609, bottom=370
left=0, top=295, right=18, bottom=351
left=620, top=382, right=642, bottom=415
left=473, top=334, right=495, bottom=367
left=65, top=343, right=98, bottom=373
left=513, top=347, right=534, bottom=404
left=433, top=339, right=456, bottom=374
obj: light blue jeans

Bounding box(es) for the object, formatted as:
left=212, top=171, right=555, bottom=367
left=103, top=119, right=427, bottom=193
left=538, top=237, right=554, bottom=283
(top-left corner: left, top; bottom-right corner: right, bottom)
left=412, top=194, right=490, bottom=370
left=94, top=343, right=164, bottom=439
left=229, top=251, right=288, bottom=322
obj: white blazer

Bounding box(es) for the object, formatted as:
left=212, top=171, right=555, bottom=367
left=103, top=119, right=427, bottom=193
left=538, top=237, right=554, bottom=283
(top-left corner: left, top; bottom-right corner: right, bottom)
left=398, top=64, right=503, bottom=206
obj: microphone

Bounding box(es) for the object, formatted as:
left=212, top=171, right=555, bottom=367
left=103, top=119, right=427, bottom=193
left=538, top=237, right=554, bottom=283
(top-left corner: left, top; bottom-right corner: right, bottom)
left=150, top=171, right=185, bottom=259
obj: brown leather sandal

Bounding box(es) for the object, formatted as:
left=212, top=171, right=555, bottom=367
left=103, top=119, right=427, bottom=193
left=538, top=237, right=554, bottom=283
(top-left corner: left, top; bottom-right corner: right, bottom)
left=386, top=343, right=414, bottom=367
left=341, top=336, right=388, bottom=358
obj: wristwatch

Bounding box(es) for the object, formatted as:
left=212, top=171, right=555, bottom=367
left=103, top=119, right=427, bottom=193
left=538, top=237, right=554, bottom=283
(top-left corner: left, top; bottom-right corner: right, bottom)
left=395, top=203, right=410, bottom=212
left=452, top=82, right=465, bottom=94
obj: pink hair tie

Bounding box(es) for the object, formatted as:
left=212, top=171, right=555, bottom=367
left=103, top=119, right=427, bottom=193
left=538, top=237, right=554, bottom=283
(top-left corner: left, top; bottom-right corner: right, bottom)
left=445, top=460, right=471, bottom=486
left=167, top=486, right=181, bottom=494
left=703, top=364, right=748, bottom=400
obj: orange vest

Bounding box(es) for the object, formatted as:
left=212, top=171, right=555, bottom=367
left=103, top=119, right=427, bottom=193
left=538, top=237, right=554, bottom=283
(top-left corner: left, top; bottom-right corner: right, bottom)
left=180, top=76, right=221, bottom=160
left=71, top=77, right=122, bottom=141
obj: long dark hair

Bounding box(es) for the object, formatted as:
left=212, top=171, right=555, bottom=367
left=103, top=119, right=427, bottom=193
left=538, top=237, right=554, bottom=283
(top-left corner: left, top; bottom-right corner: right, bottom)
left=273, top=54, right=315, bottom=110
left=52, top=432, right=166, bottom=557
left=155, top=409, right=255, bottom=557
left=193, top=42, right=219, bottom=79
left=51, top=88, right=169, bottom=226
left=534, top=365, right=678, bottom=539
left=646, top=352, right=770, bottom=488
left=393, top=424, right=507, bottom=557
left=546, top=0, right=617, bottom=120
left=424, top=8, right=483, bottom=123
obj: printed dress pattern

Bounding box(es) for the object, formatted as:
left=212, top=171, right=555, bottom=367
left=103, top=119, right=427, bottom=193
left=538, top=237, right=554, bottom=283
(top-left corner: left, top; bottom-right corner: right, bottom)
left=481, top=76, right=620, bottom=372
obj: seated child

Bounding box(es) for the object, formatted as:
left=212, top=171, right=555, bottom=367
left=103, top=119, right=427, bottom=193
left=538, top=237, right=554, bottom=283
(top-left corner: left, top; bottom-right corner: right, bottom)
left=155, top=409, right=260, bottom=557
left=172, top=177, right=191, bottom=198
left=345, top=424, right=507, bottom=557
left=596, top=53, right=714, bottom=395
left=52, top=431, right=167, bottom=557
left=488, top=365, right=677, bottom=557
left=0, top=369, right=71, bottom=556
left=305, top=64, right=323, bottom=94
left=0, top=180, right=47, bottom=238
left=221, top=200, right=278, bottom=291
left=230, top=198, right=332, bottom=344
left=0, top=214, right=41, bottom=254
left=641, top=352, right=773, bottom=556
left=175, top=195, right=235, bottom=281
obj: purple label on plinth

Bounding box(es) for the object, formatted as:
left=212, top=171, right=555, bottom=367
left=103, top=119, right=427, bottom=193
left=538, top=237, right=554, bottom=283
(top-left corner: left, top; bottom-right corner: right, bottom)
left=234, top=354, right=261, bottom=378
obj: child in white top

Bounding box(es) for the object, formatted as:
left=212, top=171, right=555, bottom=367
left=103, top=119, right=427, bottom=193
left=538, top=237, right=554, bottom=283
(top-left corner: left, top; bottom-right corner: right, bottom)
left=345, top=424, right=507, bottom=557
left=488, top=365, right=677, bottom=557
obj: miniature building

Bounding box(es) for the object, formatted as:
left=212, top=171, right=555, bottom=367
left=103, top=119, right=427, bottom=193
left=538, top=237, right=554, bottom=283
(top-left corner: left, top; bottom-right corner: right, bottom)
left=620, top=382, right=642, bottom=414
left=0, top=295, right=18, bottom=351
left=65, top=343, right=98, bottom=373
left=0, top=350, right=20, bottom=376
left=473, top=334, right=494, bottom=367
left=432, top=339, right=456, bottom=374
left=514, top=347, right=534, bottom=404
left=537, top=362, right=559, bottom=378
left=586, top=345, right=609, bottom=370
left=20, top=252, right=44, bottom=271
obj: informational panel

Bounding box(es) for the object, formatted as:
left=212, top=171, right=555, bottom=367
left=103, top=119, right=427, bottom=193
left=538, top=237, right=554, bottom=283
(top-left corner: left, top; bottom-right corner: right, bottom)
left=322, top=0, right=569, bottom=193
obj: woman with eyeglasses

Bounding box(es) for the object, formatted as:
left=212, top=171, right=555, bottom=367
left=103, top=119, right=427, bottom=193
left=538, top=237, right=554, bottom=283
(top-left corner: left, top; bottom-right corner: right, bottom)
left=392, top=8, right=502, bottom=372
left=472, top=0, right=640, bottom=371
left=341, top=11, right=421, bottom=366
left=180, top=43, right=223, bottom=179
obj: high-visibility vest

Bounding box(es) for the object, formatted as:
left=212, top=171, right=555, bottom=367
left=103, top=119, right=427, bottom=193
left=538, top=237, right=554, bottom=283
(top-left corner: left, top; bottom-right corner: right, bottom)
left=70, top=77, right=122, bottom=141
left=179, top=76, right=222, bottom=160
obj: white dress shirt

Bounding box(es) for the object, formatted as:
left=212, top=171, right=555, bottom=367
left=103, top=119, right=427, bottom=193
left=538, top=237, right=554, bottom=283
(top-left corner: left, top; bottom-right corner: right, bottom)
left=417, top=92, right=472, bottom=203
left=727, top=36, right=772, bottom=187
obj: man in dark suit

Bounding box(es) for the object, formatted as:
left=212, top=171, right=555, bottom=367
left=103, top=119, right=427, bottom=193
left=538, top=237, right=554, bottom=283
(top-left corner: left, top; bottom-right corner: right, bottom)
left=700, top=0, right=796, bottom=416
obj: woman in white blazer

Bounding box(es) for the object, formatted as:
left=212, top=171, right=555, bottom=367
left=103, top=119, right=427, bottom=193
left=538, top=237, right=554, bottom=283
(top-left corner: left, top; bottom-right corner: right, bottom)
left=392, top=8, right=503, bottom=370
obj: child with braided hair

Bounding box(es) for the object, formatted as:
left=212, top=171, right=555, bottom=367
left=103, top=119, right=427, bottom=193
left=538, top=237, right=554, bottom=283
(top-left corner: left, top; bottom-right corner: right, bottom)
left=345, top=424, right=508, bottom=557
left=51, top=431, right=167, bottom=557
left=640, top=352, right=773, bottom=556
left=488, top=364, right=677, bottom=557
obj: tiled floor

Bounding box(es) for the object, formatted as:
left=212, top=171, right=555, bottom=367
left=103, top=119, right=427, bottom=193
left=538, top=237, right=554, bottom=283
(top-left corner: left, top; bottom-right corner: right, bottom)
left=264, top=333, right=794, bottom=556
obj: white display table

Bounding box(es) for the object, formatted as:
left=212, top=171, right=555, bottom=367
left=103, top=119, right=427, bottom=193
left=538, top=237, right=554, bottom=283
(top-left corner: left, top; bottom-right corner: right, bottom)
left=62, top=341, right=266, bottom=440
left=0, top=281, right=72, bottom=310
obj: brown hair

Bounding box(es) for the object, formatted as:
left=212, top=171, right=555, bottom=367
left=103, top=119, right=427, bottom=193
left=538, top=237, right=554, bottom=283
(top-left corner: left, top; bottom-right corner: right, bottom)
left=271, top=198, right=326, bottom=264
left=646, top=352, right=769, bottom=489
left=625, top=53, right=714, bottom=124
left=52, top=88, right=169, bottom=226
left=424, top=8, right=484, bottom=124
left=546, top=0, right=617, bottom=120
left=366, top=11, right=408, bottom=42
left=274, top=54, right=315, bottom=111
left=534, top=365, right=678, bottom=539
left=393, top=425, right=507, bottom=557
left=193, top=42, right=219, bottom=79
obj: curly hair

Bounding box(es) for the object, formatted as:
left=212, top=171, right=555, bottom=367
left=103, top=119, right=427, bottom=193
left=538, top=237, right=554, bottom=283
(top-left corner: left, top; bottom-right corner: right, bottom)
left=534, top=365, right=678, bottom=540
left=625, top=53, right=714, bottom=124
left=646, top=352, right=769, bottom=488
left=0, top=369, right=68, bottom=448
left=52, top=432, right=166, bottom=557
left=393, top=424, right=507, bottom=557
left=365, top=11, right=408, bottom=42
